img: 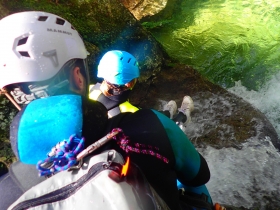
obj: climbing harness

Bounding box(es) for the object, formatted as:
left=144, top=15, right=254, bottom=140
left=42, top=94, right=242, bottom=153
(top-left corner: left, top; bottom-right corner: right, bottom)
left=37, top=128, right=169, bottom=177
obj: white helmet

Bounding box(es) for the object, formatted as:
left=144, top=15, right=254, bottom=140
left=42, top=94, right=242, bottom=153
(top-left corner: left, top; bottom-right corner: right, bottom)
left=0, top=11, right=88, bottom=89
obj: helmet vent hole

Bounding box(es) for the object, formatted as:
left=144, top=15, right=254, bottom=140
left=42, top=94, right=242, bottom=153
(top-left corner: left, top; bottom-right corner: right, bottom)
left=38, top=16, right=48, bottom=21
left=56, top=18, right=65, bottom=25
left=71, top=25, right=76, bottom=30
left=19, top=51, right=30, bottom=57
left=127, top=58, right=131, bottom=63
left=18, top=37, right=28, bottom=46
left=120, top=57, right=123, bottom=60
left=134, top=61, right=136, bottom=66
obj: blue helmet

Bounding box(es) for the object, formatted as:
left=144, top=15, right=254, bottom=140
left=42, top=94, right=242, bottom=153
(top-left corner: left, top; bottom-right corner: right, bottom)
left=97, top=50, right=139, bottom=85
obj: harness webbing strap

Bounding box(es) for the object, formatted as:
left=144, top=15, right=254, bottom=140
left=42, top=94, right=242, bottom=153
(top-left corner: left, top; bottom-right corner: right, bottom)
left=112, top=128, right=169, bottom=164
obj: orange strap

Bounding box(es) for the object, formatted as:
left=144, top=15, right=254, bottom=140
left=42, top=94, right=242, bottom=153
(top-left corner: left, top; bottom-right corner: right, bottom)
left=0, top=88, right=21, bottom=111
left=214, top=203, right=226, bottom=210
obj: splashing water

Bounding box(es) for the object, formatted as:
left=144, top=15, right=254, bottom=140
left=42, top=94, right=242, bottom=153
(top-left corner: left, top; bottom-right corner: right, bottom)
left=228, top=72, right=280, bottom=138
left=189, top=69, right=280, bottom=209
left=159, top=90, right=280, bottom=208
left=202, top=137, right=280, bottom=208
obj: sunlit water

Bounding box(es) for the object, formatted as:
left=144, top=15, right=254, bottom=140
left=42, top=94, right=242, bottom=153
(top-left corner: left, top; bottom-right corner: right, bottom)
left=147, top=0, right=280, bottom=90
left=148, top=0, right=280, bottom=208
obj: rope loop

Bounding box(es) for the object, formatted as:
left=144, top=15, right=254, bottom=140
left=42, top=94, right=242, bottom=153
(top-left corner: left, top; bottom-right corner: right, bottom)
left=37, top=134, right=84, bottom=177
left=111, top=128, right=169, bottom=164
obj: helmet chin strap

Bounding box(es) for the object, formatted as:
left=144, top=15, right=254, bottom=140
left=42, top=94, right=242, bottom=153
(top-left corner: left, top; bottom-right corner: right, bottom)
left=1, top=80, right=70, bottom=110
left=10, top=88, right=37, bottom=105
left=29, top=79, right=70, bottom=97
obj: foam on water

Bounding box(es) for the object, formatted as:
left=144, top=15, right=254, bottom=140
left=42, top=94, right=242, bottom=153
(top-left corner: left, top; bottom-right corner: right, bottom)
left=205, top=74, right=280, bottom=208
left=228, top=72, right=280, bottom=138
left=201, top=136, right=280, bottom=208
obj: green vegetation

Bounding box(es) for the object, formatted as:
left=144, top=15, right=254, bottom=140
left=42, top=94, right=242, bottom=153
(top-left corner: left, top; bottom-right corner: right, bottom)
left=141, top=20, right=174, bottom=30
left=0, top=96, right=17, bottom=166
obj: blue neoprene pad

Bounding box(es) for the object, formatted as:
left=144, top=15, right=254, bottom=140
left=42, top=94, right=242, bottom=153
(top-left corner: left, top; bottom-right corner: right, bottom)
left=17, top=95, right=83, bottom=164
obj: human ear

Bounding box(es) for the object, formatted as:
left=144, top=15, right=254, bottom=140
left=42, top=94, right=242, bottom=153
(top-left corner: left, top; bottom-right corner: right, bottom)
left=72, top=67, right=85, bottom=91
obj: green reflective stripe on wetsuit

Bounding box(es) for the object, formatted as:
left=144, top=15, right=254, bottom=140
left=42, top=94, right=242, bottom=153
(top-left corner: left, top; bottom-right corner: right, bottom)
left=152, top=110, right=201, bottom=181
left=89, top=83, right=138, bottom=116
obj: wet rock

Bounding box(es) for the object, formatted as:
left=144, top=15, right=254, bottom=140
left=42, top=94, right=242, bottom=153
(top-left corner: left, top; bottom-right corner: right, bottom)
left=130, top=63, right=280, bottom=209
left=119, top=0, right=168, bottom=20
left=130, top=63, right=280, bottom=150
left=120, top=0, right=180, bottom=21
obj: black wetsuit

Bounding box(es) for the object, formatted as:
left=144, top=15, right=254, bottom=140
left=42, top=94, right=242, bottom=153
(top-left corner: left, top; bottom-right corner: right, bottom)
left=97, top=109, right=210, bottom=209
left=0, top=96, right=210, bottom=210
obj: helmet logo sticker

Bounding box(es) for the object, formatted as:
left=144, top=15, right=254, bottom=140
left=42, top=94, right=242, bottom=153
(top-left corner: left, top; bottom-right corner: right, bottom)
left=43, top=50, right=59, bottom=67
left=47, top=28, right=72, bottom=36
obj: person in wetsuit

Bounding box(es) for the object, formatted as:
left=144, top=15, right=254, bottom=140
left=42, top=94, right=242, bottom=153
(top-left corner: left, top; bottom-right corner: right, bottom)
left=89, top=50, right=139, bottom=118
left=90, top=50, right=195, bottom=128
left=0, top=11, right=106, bottom=209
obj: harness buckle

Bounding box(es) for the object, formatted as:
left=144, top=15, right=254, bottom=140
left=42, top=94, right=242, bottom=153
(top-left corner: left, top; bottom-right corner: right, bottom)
left=103, top=150, right=115, bottom=169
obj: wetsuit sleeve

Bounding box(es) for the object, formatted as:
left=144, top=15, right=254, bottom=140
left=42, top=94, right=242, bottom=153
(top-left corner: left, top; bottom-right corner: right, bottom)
left=152, top=110, right=210, bottom=187
left=88, top=83, right=102, bottom=101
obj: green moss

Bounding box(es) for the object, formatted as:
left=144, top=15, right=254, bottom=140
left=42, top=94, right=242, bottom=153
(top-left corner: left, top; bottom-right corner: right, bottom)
left=141, top=20, right=174, bottom=30
left=0, top=96, right=17, bottom=166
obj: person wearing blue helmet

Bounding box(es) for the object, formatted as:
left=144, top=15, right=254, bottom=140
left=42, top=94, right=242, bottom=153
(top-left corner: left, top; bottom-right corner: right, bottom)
left=89, top=50, right=195, bottom=126
left=88, top=50, right=216, bottom=207
left=89, top=50, right=139, bottom=118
